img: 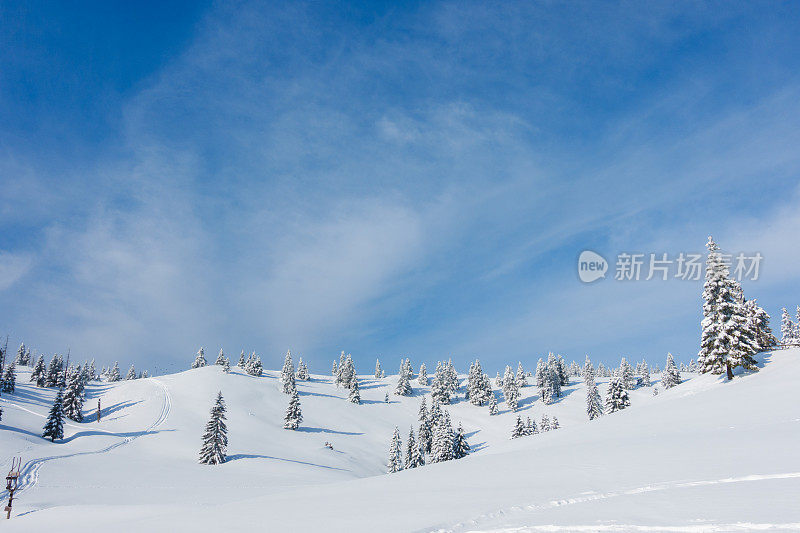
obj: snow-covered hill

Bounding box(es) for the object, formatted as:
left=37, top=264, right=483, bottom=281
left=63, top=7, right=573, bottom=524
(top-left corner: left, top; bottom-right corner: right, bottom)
left=2, top=350, right=799, bottom=532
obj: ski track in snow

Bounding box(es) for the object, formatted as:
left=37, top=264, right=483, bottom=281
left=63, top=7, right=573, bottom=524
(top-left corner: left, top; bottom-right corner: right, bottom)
left=0, top=378, right=171, bottom=502
left=430, top=472, right=800, bottom=533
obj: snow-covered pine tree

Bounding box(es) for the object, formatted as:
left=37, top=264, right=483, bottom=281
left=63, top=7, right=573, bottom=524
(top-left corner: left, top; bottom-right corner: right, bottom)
left=192, top=347, right=207, bottom=369
left=488, top=393, right=498, bottom=415
left=222, top=358, right=230, bottom=373
left=698, top=236, right=745, bottom=378
left=662, top=353, right=681, bottom=389
left=418, top=397, right=432, bottom=453
left=535, top=358, right=546, bottom=388
left=30, top=355, right=46, bottom=386
left=417, top=363, right=428, bottom=386
left=348, top=375, right=361, bottom=404
left=511, top=415, right=526, bottom=439
left=551, top=416, right=560, bottom=429
left=332, top=359, right=338, bottom=379
left=452, top=422, right=470, bottom=459
left=540, top=413, right=551, bottom=432
left=430, top=413, right=453, bottom=463
left=502, top=365, right=519, bottom=411
left=374, top=359, right=382, bottom=379
left=495, top=371, right=502, bottom=388
left=526, top=417, right=538, bottom=435
left=516, top=362, right=527, bottom=387
left=585, top=358, right=603, bottom=421
left=746, top=300, right=776, bottom=351
left=126, top=365, right=136, bottom=380
left=780, top=307, right=794, bottom=345
left=412, top=434, right=426, bottom=468
left=404, top=427, right=421, bottom=468
left=215, top=349, right=226, bottom=365
left=108, top=361, right=121, bottom=382
left=62, top=368, right=85, bottom=422
left=198, top=392, right=228, bottom=465
left=387, top=426, right=403, bottom=473
left=468, top=360, right=491, bottom=406
left=430, top=362, right=451, bottom=404
left=605, top=376, right=630, bottom=413
left=297, top=359, right=309, bottom=380
left=281, top=350, right=296, bottom=393
left=238, top=350, right=246, bottom=367
left=45, top=355, right=61, bottom=387
left=619, top=358, right=634, bottom=389
left=88, top=359, right=96, bottom=380
left=384, top=392, right=389, bottom=403
left=640, top=363, right=651, bottom=387
left=16, top=343, right=28, bottom=366
left=247, top=353, right=263, bottom=376
left=556, top=354, right=569, bottom=386
left=395, top=361, right=412, bottom=396
left=725, top=289, right=761, bottom=373
left=796, top=305, right=800, bottom=342
left=1, top=361, right=16, bottom=393
left=283, top=387, right=303, bottom=430
left=42, top=389, right=65, bottom=442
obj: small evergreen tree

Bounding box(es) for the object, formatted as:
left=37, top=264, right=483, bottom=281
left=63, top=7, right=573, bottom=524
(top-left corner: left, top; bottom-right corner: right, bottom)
left=781, top=307, right=794, bottom=345
left=515, top=362, right=527, bottom=387
left=296, top=359, right=309, bottom=380
left=488, top=393, right=498, bottom=415
left=384, top=392, right=389, bottom=403
left=30, top=355, right=46, bottom=387
left=126, top=365, right=136, bottom=380
left=452, top=422, right=470, bottom=459
left=42, top=389, right=65, bottom=442
left=404, top=427, right=422, bottom=468
left=374, top=359, right=382, bottom=379
left=511, top=415, right=526, bottom=439
left=238, top=350, right=246, bottom=367
left=191, top=347, right=207, bottom=369
left=585, top=359, right=603, bottom=421
left=198, top=392, right=228, bottom=465
left=551, top=416, right=560, bottom=429
left=417, top=363, right=428, bottom=386
left=108, top=361, right=121, bottom=382
left=281, top=350, right=296, bottom=394
left=605, top=377, right=630, bottom=413
left=387, top=426, right=403, bottom=473
left=662, top=353, right=681, bottom=389
left=394, top=369, right=412, bottom=396
left=348, top=375, right=361, bottom=404
left=283, top=388, right=303, bottom=430
left=1, top=361, right=16, bottom=393
left=222, top=358, right=230, bottom=373
left=418, top=397, right=432, bottom=453
left=619, top=358, right=635, bottom=390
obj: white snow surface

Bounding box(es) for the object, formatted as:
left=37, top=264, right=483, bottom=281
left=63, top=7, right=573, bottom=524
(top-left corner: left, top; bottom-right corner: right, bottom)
left=1, top=350, right=799, bottom=532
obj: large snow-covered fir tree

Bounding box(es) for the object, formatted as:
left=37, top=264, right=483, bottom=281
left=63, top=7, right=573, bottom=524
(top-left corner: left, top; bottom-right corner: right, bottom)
left=605, top=376, right=630, bottom=413
left=662, top=353, right=681, bottom=389
left=405, top=427, right=424, bottom=468
left=42, top=389, right=65, bottom=442
left=198, top=392, right=228, bottom=465
left=515, top=362, right=527, bottom=387
left=283, top=387, right=303, bottom=430
left=215, top=349, right=226, bottom=366
left=387, top=426, right=403, bottom=473
left=45, top=355, right=62, bottom=387
left=191, top=347, right=207, bottom=369
left=62, top=368, right=85, bottom=422
left=126, top=365, right=136, bottom=380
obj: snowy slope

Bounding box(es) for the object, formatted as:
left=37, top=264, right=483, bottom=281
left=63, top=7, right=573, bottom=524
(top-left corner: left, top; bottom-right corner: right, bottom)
left=2, top=350, right=799, bottom=532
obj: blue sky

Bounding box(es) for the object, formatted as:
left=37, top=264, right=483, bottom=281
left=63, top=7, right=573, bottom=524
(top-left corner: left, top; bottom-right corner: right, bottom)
left=2, top=1, right=799, bottom=375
